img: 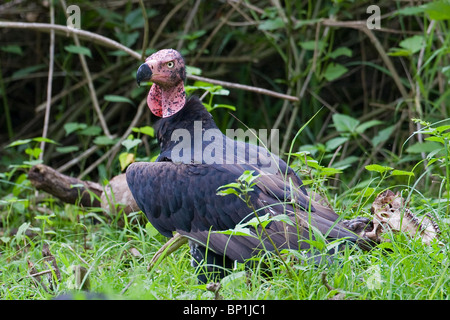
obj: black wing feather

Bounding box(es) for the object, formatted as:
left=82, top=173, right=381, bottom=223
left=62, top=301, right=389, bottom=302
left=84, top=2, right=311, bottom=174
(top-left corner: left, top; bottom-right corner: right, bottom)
left=126, top=161, right=358, bottom=261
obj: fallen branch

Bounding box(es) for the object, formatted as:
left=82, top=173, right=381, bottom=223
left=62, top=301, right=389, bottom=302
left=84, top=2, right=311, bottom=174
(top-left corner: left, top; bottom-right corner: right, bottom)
left=28, top=163, right=139, bottom=214
left=28, top=163, right=103, bottom=207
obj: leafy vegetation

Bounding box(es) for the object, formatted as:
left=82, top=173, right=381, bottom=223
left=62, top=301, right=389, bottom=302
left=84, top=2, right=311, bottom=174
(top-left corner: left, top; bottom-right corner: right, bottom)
left=1, top=0, right=449, bottom=299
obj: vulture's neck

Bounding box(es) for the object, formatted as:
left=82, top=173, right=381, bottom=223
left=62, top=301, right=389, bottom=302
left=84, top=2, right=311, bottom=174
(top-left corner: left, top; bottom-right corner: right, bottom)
left=155, top=96, right=219, bottom=157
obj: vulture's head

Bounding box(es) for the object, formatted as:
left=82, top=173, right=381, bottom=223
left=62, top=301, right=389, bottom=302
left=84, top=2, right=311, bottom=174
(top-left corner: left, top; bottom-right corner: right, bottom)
left=137, top=49, right=186, bottom=118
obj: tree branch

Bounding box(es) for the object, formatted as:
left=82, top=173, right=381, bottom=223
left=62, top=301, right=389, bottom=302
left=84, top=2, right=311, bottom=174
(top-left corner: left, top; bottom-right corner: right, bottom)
left=0, top=21, right=300, bottom=102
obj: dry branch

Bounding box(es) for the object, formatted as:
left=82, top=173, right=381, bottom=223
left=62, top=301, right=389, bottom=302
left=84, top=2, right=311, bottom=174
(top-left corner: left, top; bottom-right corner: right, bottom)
left=28, top=163, right=139, bottom=214
left=29, top=163, right=103, bottom=207
left=0, top=21, right=300, bottom=102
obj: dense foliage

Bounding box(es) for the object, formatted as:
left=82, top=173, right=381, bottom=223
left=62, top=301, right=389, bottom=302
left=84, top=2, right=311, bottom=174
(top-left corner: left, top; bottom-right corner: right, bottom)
left=0, top=0, right=449, bottom=300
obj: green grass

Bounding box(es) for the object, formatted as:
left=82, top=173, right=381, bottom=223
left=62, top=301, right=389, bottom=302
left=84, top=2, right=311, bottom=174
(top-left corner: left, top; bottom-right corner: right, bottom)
left=1, top=189, right=448, bottom=300
left=1, top=0, right=450, bottom=300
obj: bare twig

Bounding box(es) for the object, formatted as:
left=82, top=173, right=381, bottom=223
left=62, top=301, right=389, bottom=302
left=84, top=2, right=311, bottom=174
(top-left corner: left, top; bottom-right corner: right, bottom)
left=189, top=74, right=299, bottom=102
left=191, top=2, right=238, bottom=65
left=0, top=21, right=141, bottom=59
left=42, top=243, right=61, bottom=291
left=77, top=98, right=146, bottom=179
left=0, top=21, right=300, bottom=102
left=59, top=0, right=112, bottom=139
left=321, top=19, right=412, bottom=108
left=138, top=0, right=149, bottom=60
left=57, top=145, right=100, bottom=173
left=29, top=269, right=55, bottom=278
left=176, top=0, right=202, bottom=52
left=27, top=258, right=48, bottom=292
left=35, top=63, right=119, bottom=113
left=39, top=1, right=55, bottom=161
left=149, top=0, right=189, bottom=49
left=414, top=21, right=435, bottom=163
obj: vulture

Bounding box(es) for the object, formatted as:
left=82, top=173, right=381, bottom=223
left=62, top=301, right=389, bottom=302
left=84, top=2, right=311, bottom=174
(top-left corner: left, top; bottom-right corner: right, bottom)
left=126, top=49, right=369, bottom=283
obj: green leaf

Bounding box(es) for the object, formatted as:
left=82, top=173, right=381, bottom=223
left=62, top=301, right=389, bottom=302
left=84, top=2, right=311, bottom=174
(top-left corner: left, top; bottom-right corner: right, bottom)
left=399, top=35, right=425, bottom=54
left=104, top=95, right=135, bottom=106
left=294, top=18, right=322, bottom=28
left=425, top=136, right=445, bottom=144
left=64, top=122, right=87, bottom=135
left=1, top=45, right=23, bottom=55
left=332, top=114, right=360, bottom=133
left=270, top=214, right=295, bottom=226
left=299, top=40, right=327, bottom=51
left=115, top=30, right=139, bottom=47
left=121, top=138, right=142, bottom=151
left=186, top=65, right=202, bottom=76
left=15, top=222, right=31, bottom=242
left=23, top=159, right=43, bottom=166
left=258, top=17, right=285, bottom=31
left=209, top=104, right=236, bottom=112
left=145, top=222, right=159, bottom=238
left=6, top=139, right=32, bottom=148
left=216, top=188, right=240, bottom=197
left=79, top=125, right=102, bottom=136
left=365, top=164, right=393, bottom=173
left=388, top=48, right=412, bottom=57
left=64, top=45, right=93, bottom=58
left=215, top=226, right=256, bottom=237
left=125, top=8, right=146, bottom=29
left=11, top=64, right=46, bottom=79
left=25, top=147, right=42, bottom=159
left=325, top=137, right=349, bottom=151
left=406, top=141, right=443, bottom=153
left=119, top=152, right=135, bottom=171
left=132, top=126, right=155, bottom=137
left=302, top=156, right=321, bottom=169
left=435, top=124, right=450, bottom=133
left=319, top=167, right=343, bottom=176
left=372, top=125, right=395, bottom=146
left=356, top=120, right=383, bottom=134
left=423, top=0, right=450, bottom=20
left=391, top=170, right=415, bottom=177
left=328, top=47, right=352, bottom=59
left=331, top=156, right=359, bottom=170
left=396, top=6, right=426, bottom=16
left=323, top=63, right=348, bottom=81
left=178, top=29, right=206, bottom=40
left=93, top=136, right=117, bottom=145
left=32, top=137, right=58, bottom=144
left=35, top=213, right=56, bottom=225
left=211, top=88, right=230, bottom=96
left=243, top=213, right=271, bottom=229
left=56, top=146, right=80, bottom=153
left=240, top=170, right=259, bottom=186
left=357, top=187, right=377, bottom=198
left=389, top=35, right=425, bottom=56
left=302, top=239, right=325, bottom=251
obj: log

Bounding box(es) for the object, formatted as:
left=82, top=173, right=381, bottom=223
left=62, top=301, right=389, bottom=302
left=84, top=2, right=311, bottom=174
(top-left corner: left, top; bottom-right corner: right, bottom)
left=28, top=164, right=138, bottom=214
left=28, top=164, right=102, bottom=207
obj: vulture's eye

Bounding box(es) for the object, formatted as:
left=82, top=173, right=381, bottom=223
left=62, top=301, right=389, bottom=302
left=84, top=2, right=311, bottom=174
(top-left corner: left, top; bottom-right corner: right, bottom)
left=167, top=61, right=174, bottom=68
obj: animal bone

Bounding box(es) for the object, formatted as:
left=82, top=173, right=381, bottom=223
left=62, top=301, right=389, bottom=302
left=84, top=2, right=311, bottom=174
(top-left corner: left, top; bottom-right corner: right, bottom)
left=364, top=190, right=441, bottom=245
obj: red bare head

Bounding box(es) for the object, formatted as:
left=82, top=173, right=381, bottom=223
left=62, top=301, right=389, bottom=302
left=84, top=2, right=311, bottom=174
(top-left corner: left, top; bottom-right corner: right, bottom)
left=136, top=49, right=186, bottom=118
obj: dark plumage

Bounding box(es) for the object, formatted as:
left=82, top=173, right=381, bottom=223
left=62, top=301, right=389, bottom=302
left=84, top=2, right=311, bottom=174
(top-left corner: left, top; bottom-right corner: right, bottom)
left=127, top=49, right=363, bottom=282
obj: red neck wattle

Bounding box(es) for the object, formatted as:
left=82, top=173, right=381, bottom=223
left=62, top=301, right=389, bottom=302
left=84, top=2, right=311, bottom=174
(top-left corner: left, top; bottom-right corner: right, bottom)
left=147, top=83, right=186, bottom=118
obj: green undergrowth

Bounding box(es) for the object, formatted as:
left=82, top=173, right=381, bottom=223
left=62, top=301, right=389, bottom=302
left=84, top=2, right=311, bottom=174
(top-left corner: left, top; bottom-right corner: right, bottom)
left=1, top=153, right=449, bottom=300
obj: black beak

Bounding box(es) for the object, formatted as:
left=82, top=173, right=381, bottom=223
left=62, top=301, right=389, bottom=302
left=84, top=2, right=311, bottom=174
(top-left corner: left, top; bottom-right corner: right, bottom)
left=136, top=63, right=152, bottom=86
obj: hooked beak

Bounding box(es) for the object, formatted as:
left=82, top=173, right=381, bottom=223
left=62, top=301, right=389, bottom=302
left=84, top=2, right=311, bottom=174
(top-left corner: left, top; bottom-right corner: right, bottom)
left=136, top=63, right=152, bottom=86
